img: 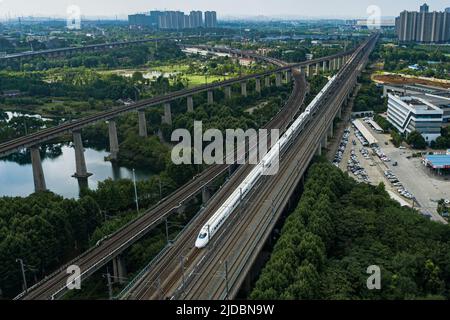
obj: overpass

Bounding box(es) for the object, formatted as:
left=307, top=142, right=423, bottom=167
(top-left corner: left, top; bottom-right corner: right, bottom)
left=0, top=36, right=223, bottom=61
left=13, top=40, right=313, bottom=300
left=121, top=34, right=379, bottom=300
left=0, top=46, right=353, bottom=193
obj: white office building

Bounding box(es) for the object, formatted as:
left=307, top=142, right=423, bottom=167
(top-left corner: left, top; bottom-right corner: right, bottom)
left=387, top=94, right=443, bottom=143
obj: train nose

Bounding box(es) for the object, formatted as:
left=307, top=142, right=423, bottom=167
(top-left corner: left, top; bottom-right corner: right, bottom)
left=195, top=238, right=207, bottom=249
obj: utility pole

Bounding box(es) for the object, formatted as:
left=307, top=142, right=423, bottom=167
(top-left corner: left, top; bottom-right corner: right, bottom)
left=224, top=260, right=229, bottom=300
left=132, top=168, right=139, bottom=212
left=180, top=255, right=186, bottom=292
left=16, top=258, right=28, bottom=293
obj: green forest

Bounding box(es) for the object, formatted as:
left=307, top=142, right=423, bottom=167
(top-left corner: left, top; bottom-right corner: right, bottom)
left=0, top=81, right=292, bottom=299
left=250, top=161, right=450, bottom=300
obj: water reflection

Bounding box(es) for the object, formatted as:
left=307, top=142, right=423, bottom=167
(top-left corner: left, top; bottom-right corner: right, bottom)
left=0, top=146, right=152, bottom=199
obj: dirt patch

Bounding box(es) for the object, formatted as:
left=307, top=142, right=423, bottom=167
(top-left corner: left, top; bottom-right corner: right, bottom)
left=372, top=73, right=450, bottom=89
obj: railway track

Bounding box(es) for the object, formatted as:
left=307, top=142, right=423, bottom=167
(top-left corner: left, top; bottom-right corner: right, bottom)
left=0, top=49, right=351, bottom=158
left=181, top=35, right=377, bottom=300
left=126, top=34, right=377, bottom=300
left=16, top=66, right=305, bottom=300
left=123, top=70, right=308, bottom=299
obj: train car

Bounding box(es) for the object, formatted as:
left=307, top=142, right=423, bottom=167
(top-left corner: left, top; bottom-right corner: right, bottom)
left=195, top=75, right=339, bottom=249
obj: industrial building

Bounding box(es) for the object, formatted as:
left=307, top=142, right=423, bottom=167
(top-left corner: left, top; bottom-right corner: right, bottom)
left=395, top=3, right=450, bottom=43
left=128, top=10, right=216, bottom=29
left=387, top=94, right=444, bottom=143
left=383, top=84, right=450, bottom=123
left=423, top=150, right=450, bottom=175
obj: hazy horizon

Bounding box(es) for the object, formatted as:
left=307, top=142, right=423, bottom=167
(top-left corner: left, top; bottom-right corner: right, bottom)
left=0, top=0, right=449, bottom=20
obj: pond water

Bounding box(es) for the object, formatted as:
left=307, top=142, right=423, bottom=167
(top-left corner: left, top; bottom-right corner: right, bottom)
left=0, top=112, right=152, bottom=199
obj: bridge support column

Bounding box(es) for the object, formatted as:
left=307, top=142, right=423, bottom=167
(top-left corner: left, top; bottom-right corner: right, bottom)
left=187, top=96, right=194, bottom=112
left=337, top=57, right=341, bottom=69
left=224, top=86, right=232, bottom=99
left=275, top=73, right=282, bottom=87
left=255, top=78, right=261, bottom=93
left=30, top=146, right=46, bottom=192
left=315, top=63, right=320, bottom=75
left=108, top=120, right=120, bottom=160
left=72, top=131, right=92, bottom=179
left=285, top=70, right=291, bottom=83
left=138, top=110, right=147, bottom=137
left=163, top=103, right=172, bottom=125
left=265, top=76, right=270, bottom=87
left=322, top=60, right=327, bottom=72
left=112, top=255, right=127, bottom=284
left=322, top=135, right=328, bottom=147
left=241, top=82, right=247, bottom=97
left=305, top=65, right=310, bottom=77
left=207, top=90, right=214, bottom=105
left=316, top=142, right=322, bottom=156
left=328, top=122, right=334, bottom=138
left=338, top=107, right=342, bottom=119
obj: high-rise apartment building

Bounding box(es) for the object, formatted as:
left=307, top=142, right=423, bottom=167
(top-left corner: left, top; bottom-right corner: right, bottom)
left=396, top=3, right=450, bottom=43
left=204, top=11, right=218, bottom=28
left=129, top=10, right=217, bottom=29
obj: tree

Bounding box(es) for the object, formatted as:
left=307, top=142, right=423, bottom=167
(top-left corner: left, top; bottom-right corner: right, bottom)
left=407, top=130, right=427, bottom=149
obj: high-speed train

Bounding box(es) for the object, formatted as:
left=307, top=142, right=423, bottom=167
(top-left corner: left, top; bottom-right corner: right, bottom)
left=195, top=75, right=338, bottom=248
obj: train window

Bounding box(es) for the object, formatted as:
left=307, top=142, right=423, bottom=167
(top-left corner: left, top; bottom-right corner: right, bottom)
left=199, top=232, right=207, bottom=239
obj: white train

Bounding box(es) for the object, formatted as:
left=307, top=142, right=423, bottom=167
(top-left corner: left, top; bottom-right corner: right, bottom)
left=195, top=75, right=338, bottom=248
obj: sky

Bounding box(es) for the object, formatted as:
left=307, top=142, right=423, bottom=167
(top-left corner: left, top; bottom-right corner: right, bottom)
left=0, top=0, right=449, bottom=19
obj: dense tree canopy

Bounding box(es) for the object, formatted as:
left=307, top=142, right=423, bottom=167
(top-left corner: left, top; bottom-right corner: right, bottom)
left=250, top=161, right=450, bottom=300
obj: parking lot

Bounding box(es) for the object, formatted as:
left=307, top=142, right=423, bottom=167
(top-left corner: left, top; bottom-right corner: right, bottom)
left=334, top=119, right=449, bottom=224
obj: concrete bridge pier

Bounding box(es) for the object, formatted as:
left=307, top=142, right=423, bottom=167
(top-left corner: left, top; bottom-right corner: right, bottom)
left=316, top=142, right=322, bottom=156
left=241, top=82, right=247, bottom=97
left=337, top=57, right=341, bottom=69
left=338, top=107, right=342, bottom=119
left=187, top=96, right=194, bottom=112
left=285, top=70, right=291, bottom=83
left=138, top=110, right=147, bottom=137
left=30, top=146, right=47, bottom=192
left=72, top=131, right=92, bottom=179
left=255, top=78, right=261, bottom=93
left=108, top=120, right=120, bottom=160
left=224, top=86, right=232, bottom=100
left=322, top=60, right=327, bottom=72
left=305, top=65, right=310, bottom=77
left=163, top=103, right=172, bottom=125
left=322, top=134, right=328, bottom=147
left=275, top=73, right=282, bottom=87
left=265, top=76, right=270, bottom=87
left=207, top=90, right=214, bottom=105
left=328, top=122, right=334, bottom=138
left=112, top=255, right=127, bottom=284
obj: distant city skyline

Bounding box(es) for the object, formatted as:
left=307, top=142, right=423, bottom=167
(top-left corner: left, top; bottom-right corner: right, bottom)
left=0, top=0, right=449, bottom=20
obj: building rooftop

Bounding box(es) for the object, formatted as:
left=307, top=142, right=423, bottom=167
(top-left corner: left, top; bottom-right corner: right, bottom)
left=353, top=119, right=378, bottom=146
left=424, top=154, right=450, bottom=169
